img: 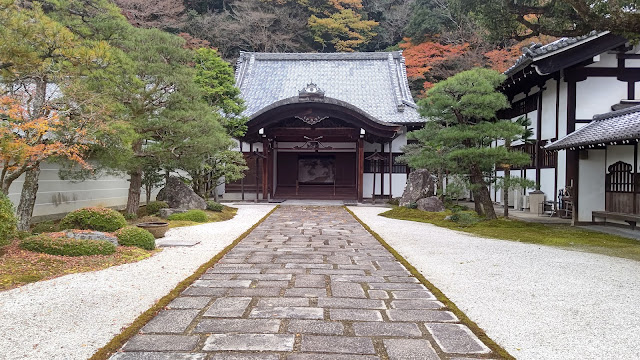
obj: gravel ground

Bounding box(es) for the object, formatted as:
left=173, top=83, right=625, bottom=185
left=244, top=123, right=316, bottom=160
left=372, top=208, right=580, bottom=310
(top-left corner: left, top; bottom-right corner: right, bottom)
left=349, top=206, right=640, bottom=360
left=0, top=204, right=275, bottom=360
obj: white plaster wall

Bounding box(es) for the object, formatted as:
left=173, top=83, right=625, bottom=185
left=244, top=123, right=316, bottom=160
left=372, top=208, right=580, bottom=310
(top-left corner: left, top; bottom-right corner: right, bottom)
left=627, top=59, right=640, bottom=67
left=363, top=173, right=407, bottom=198
left=575, top=77, right=627, bottom=119
left=575, top=123, right=589, bottom=131
left=364, top=141, right=384, bottom=152
left=636, top=82, right=640, bottom=99
left=558, top=80, right=568, bottom=137
left=578, top=149, right=606, bottom=222
left=6, top=162, right=143, bottom=219
left=585, top=52, right=619, bottom=68
left=541, top=79, right=558, bottom=140
left=539, top=168, right=556, bottom=200
left=557, top=151, right=567, bottom=187
left=389, top=131, right=408, bottom=152
left=606, top=145, right=635, bottom=168
left=526, top=110, right=538, bottom=140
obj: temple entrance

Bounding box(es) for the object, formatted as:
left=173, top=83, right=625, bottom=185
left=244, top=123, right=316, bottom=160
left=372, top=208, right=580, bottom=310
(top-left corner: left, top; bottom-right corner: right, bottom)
left=227, top=90, right=401, bottom=201
left=275, top=152, right=357, bottom=200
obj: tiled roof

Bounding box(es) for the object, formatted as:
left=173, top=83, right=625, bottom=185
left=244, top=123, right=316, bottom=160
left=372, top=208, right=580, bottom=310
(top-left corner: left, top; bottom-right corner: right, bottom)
left=505, top=31, right=605, bottom=76
left=235, top=52, right=423, bottom=124
left=545, top=105, right=640, bottom=150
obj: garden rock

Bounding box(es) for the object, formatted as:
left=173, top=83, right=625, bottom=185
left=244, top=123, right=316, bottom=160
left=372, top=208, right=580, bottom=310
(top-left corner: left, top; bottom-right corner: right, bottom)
left=156, top=177, right=207, bottom=210
left=64, top=230, right=119, bottom=246
left=399, top=169, right=436, bottom=207
left=159, top=208, right=187, bottom=219
left=416, top=196, right=445, bottom=212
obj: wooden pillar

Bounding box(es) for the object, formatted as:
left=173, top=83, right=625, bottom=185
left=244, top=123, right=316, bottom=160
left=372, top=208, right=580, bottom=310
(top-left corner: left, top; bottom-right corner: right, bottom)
left=388, top=140, right=393, bottom=199
left=262, top=140, right=269, bottom=200
left=634, top=142, right=638, bottom=214
left=380, top=143, right=384, bottom=200
left=357, top=138, right=364, bottom=202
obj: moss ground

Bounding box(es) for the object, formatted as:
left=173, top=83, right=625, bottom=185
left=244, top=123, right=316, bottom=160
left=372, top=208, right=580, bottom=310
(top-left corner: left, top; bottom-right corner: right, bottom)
left=0, top=242, right=155, bottom=291
left=381, top=207, right=640, bottom=261
left=132, top=206, right=237, bottom=228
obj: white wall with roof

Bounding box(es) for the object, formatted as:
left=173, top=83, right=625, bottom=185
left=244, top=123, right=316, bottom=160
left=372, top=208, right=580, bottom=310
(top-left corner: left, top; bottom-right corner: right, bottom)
left=576, top=77, right=627, bottom=119
left=6, top=162, right=160, bottom=220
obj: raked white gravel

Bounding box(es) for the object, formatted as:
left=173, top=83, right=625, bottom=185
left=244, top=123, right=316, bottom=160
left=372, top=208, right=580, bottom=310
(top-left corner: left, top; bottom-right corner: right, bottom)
left=0, top=204, right=275, bottom=360
left=349, top=206, right=640, bottom=360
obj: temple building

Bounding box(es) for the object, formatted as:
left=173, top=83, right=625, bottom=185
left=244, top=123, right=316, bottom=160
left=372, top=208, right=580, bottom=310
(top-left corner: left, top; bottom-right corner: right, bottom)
left=223, top=52, right=425, bottom=201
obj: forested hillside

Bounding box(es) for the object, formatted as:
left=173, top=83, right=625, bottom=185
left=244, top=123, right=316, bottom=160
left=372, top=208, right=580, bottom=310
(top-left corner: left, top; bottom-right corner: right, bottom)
left=111, top=0, right=637, bottom=96
left=109, top=0, right=528, bottom=95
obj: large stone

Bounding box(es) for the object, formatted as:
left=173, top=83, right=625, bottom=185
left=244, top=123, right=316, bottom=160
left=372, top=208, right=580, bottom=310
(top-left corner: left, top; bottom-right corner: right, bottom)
left=158, top=208, right=187, bottom=219
left=416, top=196, right=445, bottom=212
left=63, top=230, right=118, bottom=246
left=399, top=169, right=436, bottom=206
left=156, top=177, right=207, bottom=210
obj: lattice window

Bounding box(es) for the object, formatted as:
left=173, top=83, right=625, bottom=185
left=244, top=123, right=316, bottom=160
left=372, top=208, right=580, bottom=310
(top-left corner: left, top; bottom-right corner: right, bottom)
left=606, top=161, right=634, bottom=193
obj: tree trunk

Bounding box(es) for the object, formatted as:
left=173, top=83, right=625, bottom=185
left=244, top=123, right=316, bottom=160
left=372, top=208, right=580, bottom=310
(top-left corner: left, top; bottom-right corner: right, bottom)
left=469, top=164, right=497, bottom=220
left=437, top=169, right=444, bottom=200
left=126, top=140, right=143, bottom=215
left=503, top=169, right=510, bottom=218
left=471, top=188, right=484, bottom=216
left=16, top=165, right=40, bottom=231
left=126, top=168, right=142, bottom=215
left=213, top=186, right=219, bottom=202
left=145, top=182, right=152, bottom=205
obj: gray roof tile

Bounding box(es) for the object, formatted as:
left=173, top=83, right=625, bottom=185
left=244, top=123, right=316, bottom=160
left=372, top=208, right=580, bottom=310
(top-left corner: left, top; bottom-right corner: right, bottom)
left=505, top=31, right=604, bottom=76
left=545, top=105, right=640, bottom=150
left=235, top=52, right=423, bottom=124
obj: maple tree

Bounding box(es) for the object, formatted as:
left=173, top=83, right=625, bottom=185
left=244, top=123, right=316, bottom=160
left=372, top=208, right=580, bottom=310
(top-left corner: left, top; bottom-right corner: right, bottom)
left=0, top=0, right=116, bottom=230
left=0, top=96, right=91, bottom=195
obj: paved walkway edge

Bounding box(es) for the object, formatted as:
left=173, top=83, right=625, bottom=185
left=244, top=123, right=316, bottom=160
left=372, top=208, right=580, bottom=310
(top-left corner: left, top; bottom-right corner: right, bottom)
left=344, top=206, right=515, bottom=360
left=89, top=206, right=280, bottom=360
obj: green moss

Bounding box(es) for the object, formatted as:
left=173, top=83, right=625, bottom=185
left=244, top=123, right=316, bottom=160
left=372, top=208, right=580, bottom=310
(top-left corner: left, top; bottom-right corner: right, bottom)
left=167, top=209, right=208, bottom=222
left=31, top=220, right=59, bottom=234
left=20, top=234, right=116, bottom=256
left=380, top=206, right=640, bottom=261
left=115, top=226, right=155, bottom=250
left=206, top=201, right=224, bottom=212
left=146, top=201, right=169, bottom=215
left=0, top=193, right=17, bottom=248
left=60, top=207, right=127, bottom=232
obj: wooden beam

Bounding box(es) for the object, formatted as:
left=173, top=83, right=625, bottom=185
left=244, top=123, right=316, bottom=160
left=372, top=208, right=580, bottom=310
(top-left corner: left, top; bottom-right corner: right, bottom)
left=262, top=140, right=269, bottom=200
left=389, top=141, right=393, bottom=199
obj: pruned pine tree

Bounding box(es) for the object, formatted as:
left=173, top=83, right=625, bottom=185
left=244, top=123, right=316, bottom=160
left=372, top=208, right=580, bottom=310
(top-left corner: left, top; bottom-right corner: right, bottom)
left=408, top=68, right=530, bottom=219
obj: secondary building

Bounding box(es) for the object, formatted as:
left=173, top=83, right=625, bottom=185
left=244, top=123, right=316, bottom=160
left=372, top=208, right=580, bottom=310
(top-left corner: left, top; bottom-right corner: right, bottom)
left=495, top=31, right=640, bottom=225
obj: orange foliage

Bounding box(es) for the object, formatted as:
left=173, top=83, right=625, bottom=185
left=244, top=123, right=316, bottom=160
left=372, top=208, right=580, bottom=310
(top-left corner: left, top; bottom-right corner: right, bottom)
left=485, top=35, right=557, bottom=73
left=400, top=38, right=469, bottom=80
left=178, top=32, right=213, bottom=50
left=328, top=0, right=363, bottom=11
left=0, top=96, right=91, bottom=175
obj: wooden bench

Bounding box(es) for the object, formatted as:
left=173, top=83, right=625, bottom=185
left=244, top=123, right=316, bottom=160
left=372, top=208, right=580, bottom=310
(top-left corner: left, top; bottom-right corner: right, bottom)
left=592, top=211, right=640, bottom=230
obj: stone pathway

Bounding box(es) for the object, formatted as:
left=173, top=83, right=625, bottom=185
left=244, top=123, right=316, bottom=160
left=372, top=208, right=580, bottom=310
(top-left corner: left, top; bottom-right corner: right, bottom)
left=111, top=206, right=499, bottom=360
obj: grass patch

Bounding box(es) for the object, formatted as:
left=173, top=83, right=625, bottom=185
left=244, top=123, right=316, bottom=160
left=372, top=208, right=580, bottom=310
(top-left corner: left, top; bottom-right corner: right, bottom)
left=89, top=205, right=279, bottom=360
left=381, top=207, right=640, bottom=261
left=345, top=207, right=514, bottom=360
left=0, top=240, right=156, bottom=291
left=129, top=206, right=237, bottom=229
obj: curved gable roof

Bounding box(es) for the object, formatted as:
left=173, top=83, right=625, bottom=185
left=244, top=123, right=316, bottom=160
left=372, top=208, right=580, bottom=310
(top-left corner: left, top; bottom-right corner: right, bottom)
left=235, top=52, right=423, bottom=124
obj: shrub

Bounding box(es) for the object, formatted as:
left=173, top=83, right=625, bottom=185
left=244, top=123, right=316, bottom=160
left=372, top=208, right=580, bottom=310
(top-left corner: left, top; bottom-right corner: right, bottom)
left=115, top=226, right=155, bottom=250
left=168, top=209, right=208, bottom=222
left=449, top=211, right=482, bottom=227
left=0, top=193, right=17, bottom=247
left=206, top=201, right=224, bottom=212
left=405, top=202, right=418, bottom=209
left=146, top=201, right=169, bottom=215
left=31, top=220, right=59, bottom=234
left=59, top=207, right=127, bottom=232
left=20, top=234, right=116, bottom=256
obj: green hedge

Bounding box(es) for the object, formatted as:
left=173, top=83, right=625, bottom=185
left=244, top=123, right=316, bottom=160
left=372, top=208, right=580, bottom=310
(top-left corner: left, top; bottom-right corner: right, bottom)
left=20, top=234, right=116, bottom=256
left=146, top=201, right=169, bottom=215
left=59, top=207, right=127, bottom=232
left=206, top=201, right=224, bottom=212
left=0, top=193, right=17, bottom=247
left=31, top=220, right=59, bottom=234
left=168, top=209, right=208, bottom=222
left=115, top=226, right=155, bottom=250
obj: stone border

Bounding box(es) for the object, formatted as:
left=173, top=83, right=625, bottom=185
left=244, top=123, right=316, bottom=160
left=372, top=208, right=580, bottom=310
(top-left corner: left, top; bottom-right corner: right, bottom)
left=88, top=206, right=280, bottom=360
left=344, top=206, right=515, bottom=360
